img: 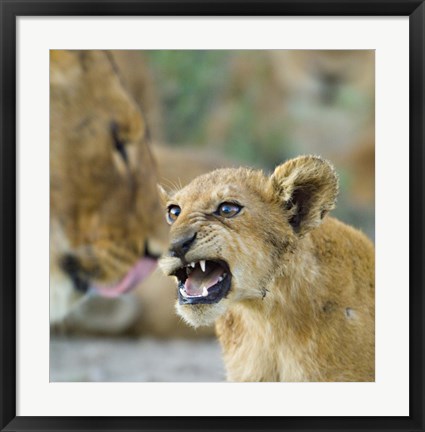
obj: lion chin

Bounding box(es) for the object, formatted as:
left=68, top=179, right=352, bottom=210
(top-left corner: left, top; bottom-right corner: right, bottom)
left=176, top=302, right=228, bottom=328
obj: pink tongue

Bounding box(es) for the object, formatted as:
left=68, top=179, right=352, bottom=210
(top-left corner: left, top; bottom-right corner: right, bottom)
left=184, top=266, right=224, bottom=297
left=93, top=257, right=157, bottom=298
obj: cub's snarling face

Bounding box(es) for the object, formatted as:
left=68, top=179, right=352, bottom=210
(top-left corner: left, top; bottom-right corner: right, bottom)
left=160, top=156, right=338, bottom=327
left=50, top=50, right=167, bottom=322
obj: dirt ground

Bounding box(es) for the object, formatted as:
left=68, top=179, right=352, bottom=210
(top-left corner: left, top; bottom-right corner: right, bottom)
left=50, top=336, right=225, bottom=382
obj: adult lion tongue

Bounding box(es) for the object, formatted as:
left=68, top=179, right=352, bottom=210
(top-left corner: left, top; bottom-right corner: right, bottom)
left=92, top=257, right=157, bottom=298
left=184, top=264, right=224, bottom=296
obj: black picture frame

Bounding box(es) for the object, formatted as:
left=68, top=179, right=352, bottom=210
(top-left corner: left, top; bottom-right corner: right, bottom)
left=1, top=1, right=423, bottom=431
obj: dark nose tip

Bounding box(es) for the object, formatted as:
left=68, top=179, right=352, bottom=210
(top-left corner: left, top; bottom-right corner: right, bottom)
left=169, top=232, right=197, bottom=259
left=59, top=254, right=89, bottom=293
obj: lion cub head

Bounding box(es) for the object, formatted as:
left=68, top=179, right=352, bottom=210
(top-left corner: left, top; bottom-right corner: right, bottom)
left=160, top=156, right=338, bottom=327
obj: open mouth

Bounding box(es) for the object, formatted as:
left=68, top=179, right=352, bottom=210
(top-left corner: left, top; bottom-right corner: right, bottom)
left=172, top=259, right=232, bottom=305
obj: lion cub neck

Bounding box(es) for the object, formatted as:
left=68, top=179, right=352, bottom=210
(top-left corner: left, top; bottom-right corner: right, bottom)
left=216, top=217, right=375, bottom=382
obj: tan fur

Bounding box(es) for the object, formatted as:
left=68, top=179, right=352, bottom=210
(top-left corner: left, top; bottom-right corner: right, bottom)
left=160, top=156, right=375, bottom=381
left=109, top=51, right=163, bottom=142
left=50, top=50, right=168, bottom=322
left=342, top=128, right=375, bottom=206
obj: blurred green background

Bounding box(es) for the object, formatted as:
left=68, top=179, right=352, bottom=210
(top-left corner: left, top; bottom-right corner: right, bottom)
left=146, top=50, right=375, bottom=239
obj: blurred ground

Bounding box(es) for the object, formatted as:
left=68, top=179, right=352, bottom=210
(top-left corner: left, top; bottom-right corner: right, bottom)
left=50, top=336, right=225, bottom=382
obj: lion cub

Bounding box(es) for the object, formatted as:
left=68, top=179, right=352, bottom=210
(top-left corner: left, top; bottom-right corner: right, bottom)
left=160, top=156, right=374, bottom=382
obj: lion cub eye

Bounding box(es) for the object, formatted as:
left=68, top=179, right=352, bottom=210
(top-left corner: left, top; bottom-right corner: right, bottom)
left=216, top=202, right=242, bottom=218
left=166, top=205, right=181, bottom=224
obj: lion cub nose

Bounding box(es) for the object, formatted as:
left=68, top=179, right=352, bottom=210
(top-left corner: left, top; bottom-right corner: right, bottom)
left=169, top=231, right=197, bottom=260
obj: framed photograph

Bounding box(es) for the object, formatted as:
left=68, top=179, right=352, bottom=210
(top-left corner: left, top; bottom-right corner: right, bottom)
left=1, top=1, right=423, bottom=431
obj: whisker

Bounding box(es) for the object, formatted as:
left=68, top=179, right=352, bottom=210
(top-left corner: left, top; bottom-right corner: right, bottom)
left=160, top=176, right=181, bottom=193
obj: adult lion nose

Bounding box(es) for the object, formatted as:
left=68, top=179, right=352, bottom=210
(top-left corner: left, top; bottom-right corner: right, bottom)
left=59, top=254, right=89, bottom=293
left=169, top=231, right=197, bottom=260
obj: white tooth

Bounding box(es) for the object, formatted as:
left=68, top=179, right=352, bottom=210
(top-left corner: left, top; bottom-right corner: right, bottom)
left=202, top=287, right=208, bottom=297
left=218, top=276, right=223, bottom=282
left=191, top=262, right=195, bottom=268
left=200, top=260, right=206, bottom=272
left=179, top=288, right=188, bottom=298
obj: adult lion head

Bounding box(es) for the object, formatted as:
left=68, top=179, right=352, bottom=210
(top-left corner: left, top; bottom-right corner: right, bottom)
left=50, top=50, right=167, bottom=322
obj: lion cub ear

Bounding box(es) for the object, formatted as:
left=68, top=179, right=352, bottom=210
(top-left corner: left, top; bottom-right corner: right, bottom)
left=270, top=155, right=339, bottom=235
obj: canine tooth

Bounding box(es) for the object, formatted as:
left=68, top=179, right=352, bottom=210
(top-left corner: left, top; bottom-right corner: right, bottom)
left=202, top=287, right=208, bottom=297
left=191, top=262, right=195, bottom=268
left=179, top=288, right=188, bottom=298
left=218, top=276, right=223, bottom=282
left=200, top=260, right=206, bottom=272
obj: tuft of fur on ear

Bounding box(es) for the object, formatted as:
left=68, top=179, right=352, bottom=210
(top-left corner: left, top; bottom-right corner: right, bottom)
left=271, top=155, right=339, bottom=235
left=157, top=184, right=170, bottom=206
